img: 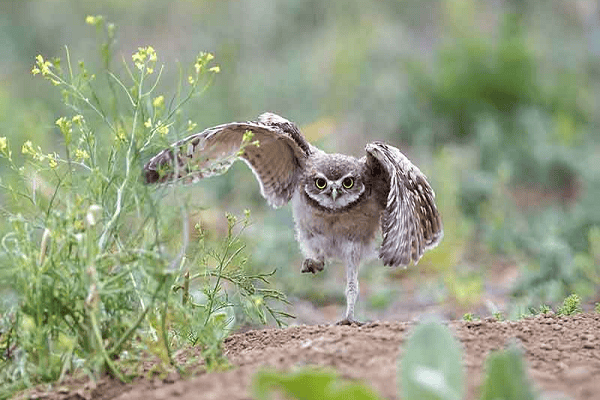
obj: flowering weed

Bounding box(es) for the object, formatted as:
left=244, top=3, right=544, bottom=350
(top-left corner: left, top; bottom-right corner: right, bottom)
left=0, top=16, right=290, bottom=398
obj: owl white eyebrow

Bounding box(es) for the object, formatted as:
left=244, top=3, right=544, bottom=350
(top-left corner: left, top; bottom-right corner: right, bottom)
left=335, top=173, right=354, bottom=183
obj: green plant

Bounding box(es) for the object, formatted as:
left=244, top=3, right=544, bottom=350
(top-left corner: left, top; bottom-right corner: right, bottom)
left=462, top=313, right=475, bottom=322
left=0, top=16, right=289, bottom=398
left=538, top=304, right=552, bottom=315
left=169, top=212, right=293, bottom=369
left=253, top=369, right=382, bottom=400
left=524, top=304, right=552, bottom=317
left=399, top=321, right=464, bottom=400
left=595, top=303, right=600, bottom=313
left=492, top=311, right=504, bottom=321
left=556, top=294, right=582, bottom=316
left=399, top=321, right=537, bottom=400
left=512, top=211, right=600, bottom=305
left=479, top=345, right=535, bottom=400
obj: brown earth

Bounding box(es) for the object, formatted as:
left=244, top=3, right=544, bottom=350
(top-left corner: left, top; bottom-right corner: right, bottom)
left=23, top=312, right=600, bottom=400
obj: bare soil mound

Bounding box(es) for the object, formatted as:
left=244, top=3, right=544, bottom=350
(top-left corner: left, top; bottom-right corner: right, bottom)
left=25, top=313, right=600, bottom=400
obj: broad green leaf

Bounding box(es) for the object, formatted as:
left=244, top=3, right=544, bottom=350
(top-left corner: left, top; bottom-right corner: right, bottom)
left=480, top=345, right=536, bottom=400
left=399, top=321, right=464, bottom=400
left=253, top=368, right=382, bottom=400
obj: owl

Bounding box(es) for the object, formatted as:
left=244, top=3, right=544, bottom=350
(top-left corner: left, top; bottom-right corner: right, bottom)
left=144, top=113, right=443, bottom=325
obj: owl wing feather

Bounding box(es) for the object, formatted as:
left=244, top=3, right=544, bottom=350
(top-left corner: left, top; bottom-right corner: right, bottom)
left=365, top=142, right=443, bottom=266
left=143, top=113, right=310, bottom=208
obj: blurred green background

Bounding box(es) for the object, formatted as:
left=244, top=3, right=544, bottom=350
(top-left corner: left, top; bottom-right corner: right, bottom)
left=1, top=0, right=599, bottom=322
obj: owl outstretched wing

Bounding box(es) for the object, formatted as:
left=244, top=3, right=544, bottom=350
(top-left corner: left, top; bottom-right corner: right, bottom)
left=365, top=142, right=443, bottom=266
left=144, top=113, right=311, bottom=208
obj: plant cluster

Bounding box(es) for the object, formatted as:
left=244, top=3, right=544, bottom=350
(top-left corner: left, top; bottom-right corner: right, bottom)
left=0, top=17, right=290, bottom=398
left=254, top=320, right=536, bottom=400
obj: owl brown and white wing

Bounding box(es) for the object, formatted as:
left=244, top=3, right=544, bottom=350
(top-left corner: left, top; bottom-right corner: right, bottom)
left=365, top=142, right=443, bottom=267
left=143, top=113, right=311, bottom=208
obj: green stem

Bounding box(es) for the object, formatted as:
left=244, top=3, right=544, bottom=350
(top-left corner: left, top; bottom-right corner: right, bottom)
left=98, top=68, right=145, bottom=251
left=90, top=310, right=127, bottom=382
left=109, top=275, right=166, bottom=357
left=160, top=278, right=183, bottom=373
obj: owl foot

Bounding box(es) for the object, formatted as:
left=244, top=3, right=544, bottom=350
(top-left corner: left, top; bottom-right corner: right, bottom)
left=301, top=258, right=325, bottom=274
left=335, top=318, right=364, bottom=326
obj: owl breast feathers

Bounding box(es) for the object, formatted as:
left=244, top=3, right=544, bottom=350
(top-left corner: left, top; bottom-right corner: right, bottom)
left=144, top=112, right=443, bottom=268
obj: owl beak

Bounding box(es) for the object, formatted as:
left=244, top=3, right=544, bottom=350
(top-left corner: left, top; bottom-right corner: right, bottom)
left=331, top=187, right=338, bottom=201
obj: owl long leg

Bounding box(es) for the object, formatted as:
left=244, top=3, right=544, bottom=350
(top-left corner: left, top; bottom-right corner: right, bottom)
left=336, top=261, right=363, bottom=326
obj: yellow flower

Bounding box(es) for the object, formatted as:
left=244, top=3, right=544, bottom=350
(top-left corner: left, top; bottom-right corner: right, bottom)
left=0, top=137, right=7, bottom=153
left=115, top=127, right=126, bottom=143
left=147, top=46, right=157, bottom=62
left=209, top=66, right=220, bottom=73
left=156, top=122, right=169, bottom=136
left=187, top=120, right=197, bottom=132
left=33, top=55, right=53, bottom=76
left=188, top=75, right=195, bottom=84
left=152, top=95, right=164, bottom=109
left=21, top=140, right=34, bottom=155
left=74, top=149, right=90, bottom=161
left=71, top=115, right=84, bottom=125
left=132, top=48, right=147, bottom=70
left=73, top=220, right=84, bottom=231
left=47, top=154, right=58, bottom=169
left=85, top=15, right=102, bottom=25
left=132, top=46, right=157, bottom=72
left=55, top=117, right=73, bottom=141
left=144, top=118, right=152, bottom=128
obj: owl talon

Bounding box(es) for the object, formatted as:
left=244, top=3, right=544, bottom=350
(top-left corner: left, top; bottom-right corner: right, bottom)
left=301, top=258, right=324, bottom=274
left=335, top=318, right=364, bottom=326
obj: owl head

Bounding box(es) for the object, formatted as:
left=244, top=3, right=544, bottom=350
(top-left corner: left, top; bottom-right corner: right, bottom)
left=303, top=153, right=366, bottom=211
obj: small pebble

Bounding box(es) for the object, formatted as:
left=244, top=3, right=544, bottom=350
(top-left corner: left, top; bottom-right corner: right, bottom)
left=539, top=343, right=553, bottom=350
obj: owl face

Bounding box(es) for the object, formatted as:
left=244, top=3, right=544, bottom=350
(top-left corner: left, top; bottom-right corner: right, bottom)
left=303, top=155, right=366, bottom=211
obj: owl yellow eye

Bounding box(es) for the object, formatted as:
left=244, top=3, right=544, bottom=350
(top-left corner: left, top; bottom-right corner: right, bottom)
left=342, top=177, right=354, bottom=189
left=315, top=177, right=327, bottom=189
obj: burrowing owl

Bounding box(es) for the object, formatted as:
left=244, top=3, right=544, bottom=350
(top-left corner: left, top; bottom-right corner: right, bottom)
left=144, top=113, right=443, bottom=325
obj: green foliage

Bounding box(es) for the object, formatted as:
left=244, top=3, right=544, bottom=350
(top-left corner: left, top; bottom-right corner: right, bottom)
left=556, top=294, right=582, bottom=316
left=479, top=345, right=536, bottom=400
left=537, top=305, right=552, bottom=315
left=401, top=0, right=598, bottom=311
left=512, top=211, right=600, bottom=304
left=406, top=2, right=541, bottom=145
left=399, top=321, right=464, bottom=400
left=251, top=322, right=541, bottom=400
left=519, top=304, right=552, bottom=318
left=399, top=322, right=537, bottom=400
left=462, top=313, right=475, bottom=322
left=253, top=369, right=382, bottom=400
left=595, top=303, right=600, bottom=314
left=0, top=17, right=290, bottom=397
left=514, top=295, right=586, bottom=320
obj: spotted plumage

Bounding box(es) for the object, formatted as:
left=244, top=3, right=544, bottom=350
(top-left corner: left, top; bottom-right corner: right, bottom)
left=144, top=113, right=443, bottom=324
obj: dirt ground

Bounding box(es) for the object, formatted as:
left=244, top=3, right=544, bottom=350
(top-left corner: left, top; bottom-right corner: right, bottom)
left=23, top=312, right=600, bottom=400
